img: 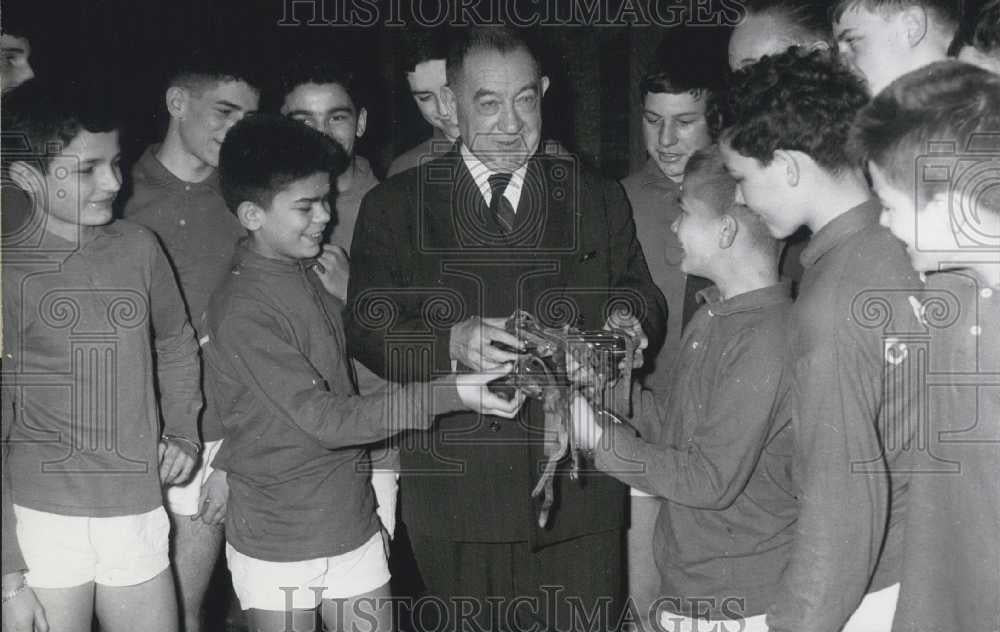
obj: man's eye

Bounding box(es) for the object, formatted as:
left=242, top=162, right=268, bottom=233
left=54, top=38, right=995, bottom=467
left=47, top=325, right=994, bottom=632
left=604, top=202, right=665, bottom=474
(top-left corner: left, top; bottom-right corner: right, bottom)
left=479, top=101, right=500, bottom=113
left=78, top=167, right=94, bottom=175
left=330, top=115, right=349, bottom=123
left=416, top=95, right=433, bottom=103
left=517, top=94, right=536, bottom=107
left=643, top=115, right=661, bottom=125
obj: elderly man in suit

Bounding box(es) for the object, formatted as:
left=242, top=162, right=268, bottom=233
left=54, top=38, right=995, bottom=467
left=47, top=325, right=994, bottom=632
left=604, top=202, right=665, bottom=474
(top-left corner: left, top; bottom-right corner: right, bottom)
left=347, top=27, right=666, bottom=632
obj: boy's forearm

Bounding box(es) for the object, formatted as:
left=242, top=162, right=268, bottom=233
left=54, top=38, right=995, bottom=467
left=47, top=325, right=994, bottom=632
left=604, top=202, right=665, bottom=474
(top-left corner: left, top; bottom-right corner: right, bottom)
left=1, top=388, right=27, bottom=576
left=154, top=319, right=202, bottom=443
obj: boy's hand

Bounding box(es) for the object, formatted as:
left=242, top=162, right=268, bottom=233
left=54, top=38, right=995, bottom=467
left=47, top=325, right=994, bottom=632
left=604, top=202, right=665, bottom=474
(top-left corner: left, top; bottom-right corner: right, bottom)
left=570, top=394, right=603, bottom=451
left=159, top=438, right=198, bottom=486
left=456, top=363, right=527, bottom=418
left=312, top=245, right=350, bottom=301
left=604, top=309, right=648, bottom=370
left=1, top=572, right=48, bottom=632
left=193, top=470, right=228, bottom=526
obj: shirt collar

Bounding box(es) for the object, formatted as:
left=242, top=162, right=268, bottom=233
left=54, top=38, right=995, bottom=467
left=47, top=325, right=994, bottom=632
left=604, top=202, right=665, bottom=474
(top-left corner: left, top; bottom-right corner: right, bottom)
left=800, top=198, right=882, bottom=269
left=459, top=143, right=529, bottom=212
left=696, top=280, right=791, bottom=316
left=232, top=238, right=307, bottom=275
left=639, top=158, right=679, bottom=188
left=136, top=144, right=221, bottom=193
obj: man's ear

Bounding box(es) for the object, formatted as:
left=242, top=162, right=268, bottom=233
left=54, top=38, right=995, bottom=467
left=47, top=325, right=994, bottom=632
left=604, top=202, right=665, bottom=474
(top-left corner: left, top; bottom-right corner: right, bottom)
left=719, top=214, right=739, bottom=249
left=8, top=160, right=44, bottom=195
left=356, top=107, right=368, bottom=139
left=236, top=200, right=265, bottom=231
left=774, top=150, right=800, bottom=187
left=166, top=86, right=189, bottom=120
left=540, top=75, right=550, bottom=97
left=900, top=5, right=929, bottom=47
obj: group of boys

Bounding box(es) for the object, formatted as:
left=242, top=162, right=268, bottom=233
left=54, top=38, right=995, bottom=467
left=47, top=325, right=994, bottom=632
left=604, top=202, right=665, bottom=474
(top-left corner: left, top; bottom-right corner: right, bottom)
left=1, top=2, right=998, bottom=631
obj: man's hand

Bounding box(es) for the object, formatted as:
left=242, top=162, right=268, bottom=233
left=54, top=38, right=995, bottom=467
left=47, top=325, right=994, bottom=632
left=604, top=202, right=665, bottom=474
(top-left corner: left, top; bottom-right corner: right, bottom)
left=1, top=572, right=47, bottom=632
left=192, top=469, right=228, bottom=526
left=159, top=437, right=198, bottom=486
left=312, top=244, right=350, bottom=301
left=456, top=363, right=527, bottom=418
left=449, top=316, right=525, bottom=371
left=604, top=309, right=648, bottom=370
left=570, top=394, right=604, bottom=451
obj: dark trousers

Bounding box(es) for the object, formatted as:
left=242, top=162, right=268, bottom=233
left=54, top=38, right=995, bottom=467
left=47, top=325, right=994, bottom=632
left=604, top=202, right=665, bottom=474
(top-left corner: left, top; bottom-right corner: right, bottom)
left=404, top=531, right=625, bottom=632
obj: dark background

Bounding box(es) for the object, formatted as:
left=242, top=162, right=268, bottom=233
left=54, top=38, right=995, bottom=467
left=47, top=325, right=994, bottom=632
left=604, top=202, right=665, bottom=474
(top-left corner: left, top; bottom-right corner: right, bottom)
left=2, top=0, right=733, bottom=182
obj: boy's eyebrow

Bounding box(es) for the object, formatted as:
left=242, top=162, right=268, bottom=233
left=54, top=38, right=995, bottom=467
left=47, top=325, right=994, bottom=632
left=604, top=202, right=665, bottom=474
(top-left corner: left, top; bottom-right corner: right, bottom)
left=1, top=45, right=26, bottom=54
left=836, top=27, right=856, bottom=40
left=294, top=195, right=326, bottom=203
left=214, top=99, right=246, bottom=111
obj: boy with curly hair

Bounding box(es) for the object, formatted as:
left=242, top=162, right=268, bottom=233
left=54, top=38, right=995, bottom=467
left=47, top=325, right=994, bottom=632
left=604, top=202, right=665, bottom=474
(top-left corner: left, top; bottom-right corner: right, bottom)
left=721, top=49, right=923, bottom=632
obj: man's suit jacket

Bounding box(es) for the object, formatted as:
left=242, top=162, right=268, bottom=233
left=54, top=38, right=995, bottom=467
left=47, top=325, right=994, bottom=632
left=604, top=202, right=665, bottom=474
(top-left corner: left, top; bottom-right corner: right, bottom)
left=346, top=143, right=666, bottom=549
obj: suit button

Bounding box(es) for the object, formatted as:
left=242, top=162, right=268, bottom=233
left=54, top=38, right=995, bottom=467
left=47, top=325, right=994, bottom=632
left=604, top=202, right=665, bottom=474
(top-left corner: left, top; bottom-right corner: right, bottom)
left=489, top=419, right=502, bottom=433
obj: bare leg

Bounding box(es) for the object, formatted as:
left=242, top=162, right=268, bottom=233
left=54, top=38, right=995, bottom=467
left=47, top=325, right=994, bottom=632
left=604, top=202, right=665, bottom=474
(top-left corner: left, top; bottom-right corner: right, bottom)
left=246, top=607, right=319, bottom=632
left=169, top=512, right=225, bottom=632
left=321, top=582, right=392, bottom=632
left=95, top=568, right=178, bottom=632
left=32, top=582, right=95, bottom=632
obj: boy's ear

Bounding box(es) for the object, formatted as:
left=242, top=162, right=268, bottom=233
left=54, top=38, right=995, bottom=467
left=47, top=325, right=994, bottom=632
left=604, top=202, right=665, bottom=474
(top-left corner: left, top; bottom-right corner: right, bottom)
left=166, top=86, right=189, bottom=120
left=718, top=214, right=739, bottom=249
left=901, top=5, right=929, bottom=47
left=356, top=107, right=368, bottom=139
left=8, top=160, right=44, bottom=195
left=236, top=200, right=265, bottom=231
left=774, top=150, right=800, bottom=187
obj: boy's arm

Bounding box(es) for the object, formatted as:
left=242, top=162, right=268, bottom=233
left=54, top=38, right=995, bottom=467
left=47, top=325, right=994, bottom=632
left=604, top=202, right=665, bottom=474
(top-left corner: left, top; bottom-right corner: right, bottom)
left=592, top=333, right=790, bottom=507
left=219, top=301, right=467, bottom=450
left=1, top=285, right=26, bottom=577
left=766, top=334, right=890, bottom=632
left=147, top=238, right=202, bottom=446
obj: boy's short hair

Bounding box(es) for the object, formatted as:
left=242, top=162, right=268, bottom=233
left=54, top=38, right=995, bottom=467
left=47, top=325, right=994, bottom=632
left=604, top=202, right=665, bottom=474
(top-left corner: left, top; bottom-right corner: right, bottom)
left=278, top=63, right=367, bottom=112
left=831, top=0, right=961, bottom=33
left=168, top=46, right=260, bottom=95
left=851, top=60, right=1000, bottom=211
left=961, top=0, right=1000, bottom=53
left=219, top=114, right=349, bottom=214
left=723, top=48, right=869, bottom=172
left=641, top=33, right=727, bottom=137
left=401, top=28, right=450, bottom=73
left=745, top=0, right=834, bottom=44
left=1, top=78, right=119, bottom=175
left=684, top=145, right=777, bottom=251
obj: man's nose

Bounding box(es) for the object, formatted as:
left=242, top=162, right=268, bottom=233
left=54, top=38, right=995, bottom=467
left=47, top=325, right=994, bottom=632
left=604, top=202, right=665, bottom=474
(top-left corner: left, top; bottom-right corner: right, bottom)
left=498, top=103, right=523, bottom=134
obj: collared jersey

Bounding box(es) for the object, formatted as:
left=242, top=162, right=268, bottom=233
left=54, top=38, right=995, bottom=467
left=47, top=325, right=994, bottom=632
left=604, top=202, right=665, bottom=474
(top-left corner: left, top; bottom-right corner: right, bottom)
left=1, top=212, right=200, bottom=574
left=595, top=282, right=797, bottom=619
left=203, top=242, right=465, bottom=562
left=891, top=269, right=1000, bottom=632
left=768, top=200, right=923, bottom=632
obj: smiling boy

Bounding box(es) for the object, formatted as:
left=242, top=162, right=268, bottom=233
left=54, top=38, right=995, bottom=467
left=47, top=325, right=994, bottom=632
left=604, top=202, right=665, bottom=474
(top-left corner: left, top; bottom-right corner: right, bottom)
left=204, top=114, right=523, bottom=632
left=122, top=51, right=260, bottom=632
left=2, top=79, right=200, bottom=632
left=721, top=49, right=924, bottom=632
left=574, top=145, right=796, bottom=632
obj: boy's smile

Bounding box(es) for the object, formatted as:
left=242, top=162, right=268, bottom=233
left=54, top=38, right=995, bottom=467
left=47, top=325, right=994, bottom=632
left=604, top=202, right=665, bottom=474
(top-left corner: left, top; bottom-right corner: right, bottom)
left=248, top=172, right=332, bottom=262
